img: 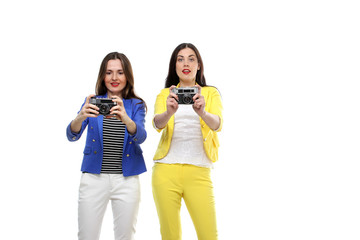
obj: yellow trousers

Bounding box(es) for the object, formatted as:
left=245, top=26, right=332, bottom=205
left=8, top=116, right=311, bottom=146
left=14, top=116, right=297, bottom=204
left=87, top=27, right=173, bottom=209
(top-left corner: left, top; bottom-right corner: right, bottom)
left=152, top=163, right=218, bottom=240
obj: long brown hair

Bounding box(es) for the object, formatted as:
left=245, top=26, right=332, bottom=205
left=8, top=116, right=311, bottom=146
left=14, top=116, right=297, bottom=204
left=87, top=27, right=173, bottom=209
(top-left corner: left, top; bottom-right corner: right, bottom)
left=95, top=52, right=147, bottom=111
left=165, top=43, right=207, bottom=88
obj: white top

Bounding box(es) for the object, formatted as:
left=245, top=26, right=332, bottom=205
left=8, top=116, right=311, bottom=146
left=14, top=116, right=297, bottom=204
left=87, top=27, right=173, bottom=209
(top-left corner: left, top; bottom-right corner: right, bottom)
left=155, top=105, right=213, bottom=168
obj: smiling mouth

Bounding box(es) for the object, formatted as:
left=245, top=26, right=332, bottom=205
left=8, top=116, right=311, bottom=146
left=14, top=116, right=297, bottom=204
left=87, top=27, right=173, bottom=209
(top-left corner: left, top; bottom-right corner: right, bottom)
left=111, top=83, right=119, bottom=87
left=182, top=69, right=191, bottom=74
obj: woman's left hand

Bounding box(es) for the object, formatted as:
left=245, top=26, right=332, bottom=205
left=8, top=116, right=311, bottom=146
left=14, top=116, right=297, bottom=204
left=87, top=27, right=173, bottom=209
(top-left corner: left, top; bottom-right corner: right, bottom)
left=192, top=85, right=221, bottom=131
left=109, top=96, right=129, bottom=122
left=192, top=85, right=206, bottom=117
left=109, top=96, right=137, bottom=134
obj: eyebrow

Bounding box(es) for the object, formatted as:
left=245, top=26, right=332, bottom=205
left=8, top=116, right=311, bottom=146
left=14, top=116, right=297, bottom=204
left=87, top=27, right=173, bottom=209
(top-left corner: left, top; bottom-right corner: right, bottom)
left=177, top=54, right=196, bottom=58
left=106, top=69, right=123, bottom=71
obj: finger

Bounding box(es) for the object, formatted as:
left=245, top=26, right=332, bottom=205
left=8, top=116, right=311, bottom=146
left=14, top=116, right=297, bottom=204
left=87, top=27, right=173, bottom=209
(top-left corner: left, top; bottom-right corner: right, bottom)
left=194, top=85, right=202, bottom=95
left=86, top=113, right=99, bottom=118
left=192, top=93, right=200, bottom=101
left=109, top=110, right=123, bottom=121
left=117, top=100, right=123, bottom=106
left=86, top=107, right=99, bottom=115
left=168, top=98, right=178, bottom=105
left=86, top=94, right=96, bottom=104
left=172, top=100, right=179, bottom=107
left=111, top=96, right=121, bottom=102
left=109, top=109, right=117, bottom=115
left=169, top=86, right=180, bottom=98
left=194, top=97, right=204, bottom=106
left=168, top=92, right=179, bottom=101
left=88, top=103, right=100, bottom=111
left=110, top=104, right=124, bottom=113
left=112, top=98, right=123, bottom=106
left=169, top=85, right=177, bottom=91
left=193, top=95, right=203, bottom=102
left=84, top=111, right=99, bottom=118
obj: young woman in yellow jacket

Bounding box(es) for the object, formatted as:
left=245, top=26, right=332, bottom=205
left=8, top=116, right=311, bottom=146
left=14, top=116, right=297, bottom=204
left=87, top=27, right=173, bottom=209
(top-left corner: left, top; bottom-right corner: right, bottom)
left=152, top=43, right=223, bottom=240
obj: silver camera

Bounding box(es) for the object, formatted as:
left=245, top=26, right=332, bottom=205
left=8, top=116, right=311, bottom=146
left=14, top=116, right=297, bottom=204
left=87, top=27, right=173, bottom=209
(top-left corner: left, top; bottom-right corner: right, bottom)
left=89, top=97, right=117, bottom=115
left=171, top=87, right=198, bottom=104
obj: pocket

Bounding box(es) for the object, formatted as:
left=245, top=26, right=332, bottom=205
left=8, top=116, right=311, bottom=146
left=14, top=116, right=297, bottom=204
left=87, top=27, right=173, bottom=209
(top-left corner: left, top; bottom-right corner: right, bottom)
left=83, top=146, right=91, bottom=155
left=212, top=135, right=220, bottom=148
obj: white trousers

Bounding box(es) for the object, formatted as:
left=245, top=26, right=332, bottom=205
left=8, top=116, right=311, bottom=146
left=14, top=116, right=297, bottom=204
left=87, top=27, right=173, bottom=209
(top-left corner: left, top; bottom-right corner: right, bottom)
left=78, top=173, right=140, bottom=240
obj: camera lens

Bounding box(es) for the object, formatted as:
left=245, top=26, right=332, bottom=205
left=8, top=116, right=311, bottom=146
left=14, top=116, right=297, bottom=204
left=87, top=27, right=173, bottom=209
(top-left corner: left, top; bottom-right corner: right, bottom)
left=99, top=104, right=110, bottom=114
left=183, top=94, right=192, bottom=104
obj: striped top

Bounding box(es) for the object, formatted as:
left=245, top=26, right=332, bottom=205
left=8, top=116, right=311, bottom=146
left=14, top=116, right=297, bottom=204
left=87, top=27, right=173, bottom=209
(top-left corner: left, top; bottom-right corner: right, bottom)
left=101, top=117, right=126, bottom=174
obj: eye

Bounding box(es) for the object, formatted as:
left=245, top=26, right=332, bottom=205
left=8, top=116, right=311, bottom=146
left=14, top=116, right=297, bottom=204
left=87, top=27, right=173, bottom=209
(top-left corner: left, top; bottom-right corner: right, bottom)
left=106, top=71, right=111, bottom=75
left=189, top=58, right=195, bottom=62
left=177, top=58, right=183, bottom=62
left=118, top=71, right=124, bottom=75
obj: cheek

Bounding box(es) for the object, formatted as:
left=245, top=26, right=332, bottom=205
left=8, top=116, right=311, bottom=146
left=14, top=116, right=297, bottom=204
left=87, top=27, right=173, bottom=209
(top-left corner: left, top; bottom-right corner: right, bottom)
left=175, top=63, right=182, bottom=73
left=104, top=76, right=111, bottom=84
left=120, top=76, right=127, bottom=84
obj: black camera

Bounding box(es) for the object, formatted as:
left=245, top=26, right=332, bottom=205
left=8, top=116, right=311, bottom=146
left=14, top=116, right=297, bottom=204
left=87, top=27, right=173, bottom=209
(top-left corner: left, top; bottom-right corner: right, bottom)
left=171, top=87, right=198, bottom=104
left=89, top=97, right=117, bottom=115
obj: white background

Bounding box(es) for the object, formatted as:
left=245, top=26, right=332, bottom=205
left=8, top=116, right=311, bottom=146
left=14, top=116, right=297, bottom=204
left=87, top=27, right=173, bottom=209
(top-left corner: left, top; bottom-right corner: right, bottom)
left=1, top=0, right=359, bottom=239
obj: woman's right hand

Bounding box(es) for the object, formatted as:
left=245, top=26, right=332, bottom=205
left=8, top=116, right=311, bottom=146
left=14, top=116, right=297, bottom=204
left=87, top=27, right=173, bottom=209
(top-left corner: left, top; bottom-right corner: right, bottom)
left=77, top=94, right=100, bottom=121
left=153, top=86, right=179, bottom=130
left=166, top=85, right=179, bottom=116
left=71, top=94, right=99, bottom=133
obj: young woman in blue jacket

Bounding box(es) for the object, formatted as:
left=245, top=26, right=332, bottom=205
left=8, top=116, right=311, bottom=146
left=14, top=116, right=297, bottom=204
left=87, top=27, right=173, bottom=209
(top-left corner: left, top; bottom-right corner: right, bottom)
left=66, top=52, right=147, bottom=240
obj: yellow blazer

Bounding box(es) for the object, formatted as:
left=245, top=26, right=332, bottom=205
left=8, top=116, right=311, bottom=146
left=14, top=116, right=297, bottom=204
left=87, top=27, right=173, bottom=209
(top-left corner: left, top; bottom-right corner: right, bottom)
left=152, top=86, right=223, bottom=162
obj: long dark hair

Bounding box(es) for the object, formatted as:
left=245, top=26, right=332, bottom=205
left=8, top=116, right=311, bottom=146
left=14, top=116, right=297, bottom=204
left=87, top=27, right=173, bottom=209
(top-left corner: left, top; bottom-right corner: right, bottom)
left=165, top=43, right=207, bottom=88
left=95, top=52, right=147, bottom=111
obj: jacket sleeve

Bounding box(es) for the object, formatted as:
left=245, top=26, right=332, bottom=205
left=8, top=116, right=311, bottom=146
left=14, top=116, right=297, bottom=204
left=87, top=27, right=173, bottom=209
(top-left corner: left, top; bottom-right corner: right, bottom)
left=208, top=87, right=223, bottom=132
left=152, top=88, right=169, bottom=132
left=129, top=99, right=147, bottom=144
left=66, top=98, right=89, bottom=141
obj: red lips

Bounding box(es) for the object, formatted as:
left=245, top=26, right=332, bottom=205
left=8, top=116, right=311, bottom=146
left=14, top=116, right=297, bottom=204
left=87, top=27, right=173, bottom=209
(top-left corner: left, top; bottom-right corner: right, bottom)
left=111, top=82, right=119, bottom=87
left=182, top=69, right=191, bottom=75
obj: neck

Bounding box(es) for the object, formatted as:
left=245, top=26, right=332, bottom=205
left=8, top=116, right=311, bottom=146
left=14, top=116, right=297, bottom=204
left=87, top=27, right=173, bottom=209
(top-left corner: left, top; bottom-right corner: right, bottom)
left=179, top=79, right=196, bottom=87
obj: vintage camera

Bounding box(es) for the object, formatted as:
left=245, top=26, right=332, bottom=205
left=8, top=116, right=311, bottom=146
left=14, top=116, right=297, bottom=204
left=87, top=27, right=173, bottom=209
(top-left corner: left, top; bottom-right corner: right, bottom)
left=89, top=97, right=117, bottom=115
left=171, top=87, right=198, bottom=104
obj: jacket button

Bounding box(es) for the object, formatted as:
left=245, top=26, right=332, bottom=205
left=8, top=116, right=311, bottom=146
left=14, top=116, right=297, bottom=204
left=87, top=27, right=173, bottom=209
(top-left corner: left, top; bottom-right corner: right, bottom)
left=134, top=138, right=138, bottom=141
left=129, top=142, right=132, bottom=144
left=126, top=154, right=130, bottom=157
left=92, top=139, right=95, bottom=142
left=90, top=126, right=94, bottom=130
left=72, top=137, right=76, bottom=140
left=94, top=151, right=97, bottom=154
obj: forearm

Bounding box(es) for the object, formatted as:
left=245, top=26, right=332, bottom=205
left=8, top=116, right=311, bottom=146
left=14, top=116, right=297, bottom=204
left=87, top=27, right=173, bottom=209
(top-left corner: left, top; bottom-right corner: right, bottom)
left=153, top=111, right=173, bottom=129
left=122, top=116, right=137, bottom=135
left=70, top=115, right=86, bottom=133
left=200, top=111, right=221, bottom=131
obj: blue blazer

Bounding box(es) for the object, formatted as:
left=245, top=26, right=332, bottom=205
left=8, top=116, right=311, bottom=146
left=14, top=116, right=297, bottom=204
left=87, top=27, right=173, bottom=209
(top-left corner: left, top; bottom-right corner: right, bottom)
left=66, top=94, right=147, bottom=176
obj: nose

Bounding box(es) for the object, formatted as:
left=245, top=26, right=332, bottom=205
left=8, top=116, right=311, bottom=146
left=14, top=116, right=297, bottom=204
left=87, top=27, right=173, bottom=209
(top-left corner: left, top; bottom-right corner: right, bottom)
left=111, top=72, right=117, bottom=80
left=183, top=60, right=190, bottom=67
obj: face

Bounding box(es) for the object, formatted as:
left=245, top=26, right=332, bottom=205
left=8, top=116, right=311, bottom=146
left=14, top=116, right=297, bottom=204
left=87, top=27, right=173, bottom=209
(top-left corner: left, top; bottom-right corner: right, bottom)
left=176, top=48, right=200, bottom=86
left=104, top=59, right=127, bottom=98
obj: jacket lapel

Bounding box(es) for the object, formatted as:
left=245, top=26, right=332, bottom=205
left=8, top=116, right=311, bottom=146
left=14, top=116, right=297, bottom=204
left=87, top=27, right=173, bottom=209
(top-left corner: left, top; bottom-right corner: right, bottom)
left=97, top=114, right=104, bottom=149
left=97, top=94, right=107, bottom=150
left=122, top=98, right=131, bottom=149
